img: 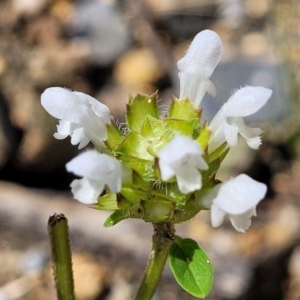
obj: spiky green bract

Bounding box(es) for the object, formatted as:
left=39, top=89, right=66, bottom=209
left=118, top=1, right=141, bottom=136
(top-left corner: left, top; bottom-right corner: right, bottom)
left=126, top=93, right=159, bottom=131
left=92, top=94, right=228, bottom=226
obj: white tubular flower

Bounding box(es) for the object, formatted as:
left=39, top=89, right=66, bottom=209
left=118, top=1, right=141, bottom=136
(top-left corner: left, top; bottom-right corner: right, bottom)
left=177, top=30, right=223, bottom=107
left=203, top=174, right=267, bottom=232
left=157, top=136, right=208, bottom=194
left=208, top=86, right=272, bottom=153
left=41, top=87, right=111, bottom=149
left=66, top=150, right=122, bottom=204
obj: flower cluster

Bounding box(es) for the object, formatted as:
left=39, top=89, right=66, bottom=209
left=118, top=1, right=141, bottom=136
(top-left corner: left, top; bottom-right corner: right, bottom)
left=41, top=30, right=271, bottom=232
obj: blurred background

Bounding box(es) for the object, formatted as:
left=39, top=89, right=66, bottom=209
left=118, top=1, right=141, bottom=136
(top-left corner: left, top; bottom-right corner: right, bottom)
left=0, top=0, right=300, bottom=299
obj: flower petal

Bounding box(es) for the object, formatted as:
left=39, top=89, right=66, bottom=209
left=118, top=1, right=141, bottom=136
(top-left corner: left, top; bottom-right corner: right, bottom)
left=41, top=87, right=89, bottom=123
left=208, top=86, right=272, bottom=152
left=78, top=113, right=107, bottom=146
left=175, top=165, right=202, bottom=194
left=229, top=207, right=257, bottom=233
left=56, top=120, right=74, bottom=136
left=159, top=161, right=174, bottom=181
left=200, top=184, right=221, bottom=209
left=71, top=127, right=86, bottom=146
left=66, top=150, right=122, bottom=191
left=70, top=178, right=104, bottom=204
left=179, top=72, right=207, bottom=107
left=234, top=118, right=263, bottom=149
left=78, top=136, right=90, bottom=149
left=105, top=164, right=123, bottom=193
left=158, top=136, right=207, bottom=168
left=223, top=120, right=239, bottom=147
left=158, top=136, right=208, bottom=193
left=178, top=30, right=223, bottom=79
left=73, top=91, right=111, bottom=124
left=223, top=86, right=272, bottom=117
left=211, top=203, right=226, bottom=227
left=206, top=80, right=217, bottom=97
left=214, top=174, right=267, bottom=215
left=178, top=30, right=223, bottom=107
left=41, top=87, right=111, bottom=148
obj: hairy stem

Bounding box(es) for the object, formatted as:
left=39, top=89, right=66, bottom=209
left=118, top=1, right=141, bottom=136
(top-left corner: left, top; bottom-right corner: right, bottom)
left=134, top=222, right=175, bottom=300
left=48, top=213, right=75, bottom=300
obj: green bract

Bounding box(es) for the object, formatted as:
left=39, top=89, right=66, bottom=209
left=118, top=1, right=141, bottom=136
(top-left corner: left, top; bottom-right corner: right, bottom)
left=92, top=93, right=228, bottom=226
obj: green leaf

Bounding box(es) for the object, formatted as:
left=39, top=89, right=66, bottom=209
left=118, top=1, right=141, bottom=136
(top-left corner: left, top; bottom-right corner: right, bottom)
left=126, top=93, right=159, bottom=131
left=169, top=237, right=213, bottom=298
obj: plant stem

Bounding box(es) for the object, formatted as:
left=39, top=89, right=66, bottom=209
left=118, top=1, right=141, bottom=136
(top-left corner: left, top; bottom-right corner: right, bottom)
left=48, top=213, right=75, bottom=300
left=134, top=222, right=175, bottom=300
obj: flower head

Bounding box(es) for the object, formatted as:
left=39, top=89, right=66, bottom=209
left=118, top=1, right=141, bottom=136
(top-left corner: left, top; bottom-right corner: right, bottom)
left=40, top=29, right=272, bottom=229
left=178, top=30, right=223, bottom=107
left=202, top=174, right=267, bottom=232
left=41, top=87, right=111, bottom=149
left=157, top=136, right=208, bottom=194
left=66, top=150, right=122, bottom=204
left=208, top=86, right=272, bottom=153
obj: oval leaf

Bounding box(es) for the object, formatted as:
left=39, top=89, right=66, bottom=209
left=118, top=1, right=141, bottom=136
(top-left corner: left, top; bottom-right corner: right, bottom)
left=169, top=237, right=213, bottom=298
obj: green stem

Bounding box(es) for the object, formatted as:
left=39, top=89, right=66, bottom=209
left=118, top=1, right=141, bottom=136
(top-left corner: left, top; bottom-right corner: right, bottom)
left=134, top=223, right=175, bottom=300
left=48, top=213, right=75, bottom=300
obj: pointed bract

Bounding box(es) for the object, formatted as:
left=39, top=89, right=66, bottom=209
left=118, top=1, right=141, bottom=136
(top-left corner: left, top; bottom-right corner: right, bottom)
left=41, top=87, right=111, bottom=148
left=178, top=30, right=223, bottom=107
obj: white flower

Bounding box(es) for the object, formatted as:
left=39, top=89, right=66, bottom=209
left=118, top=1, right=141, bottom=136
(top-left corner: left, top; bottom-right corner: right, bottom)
left=208, top=86, right=272, bottom=153
left=202, top=174, right=267, bottom=232
left=66, top=150, right=122, bottom=204
left=177, top=30, right=223, bottom=107
left=41, top=87, right=111, bottom=149
left=157, top=136, right=208, bottom=194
